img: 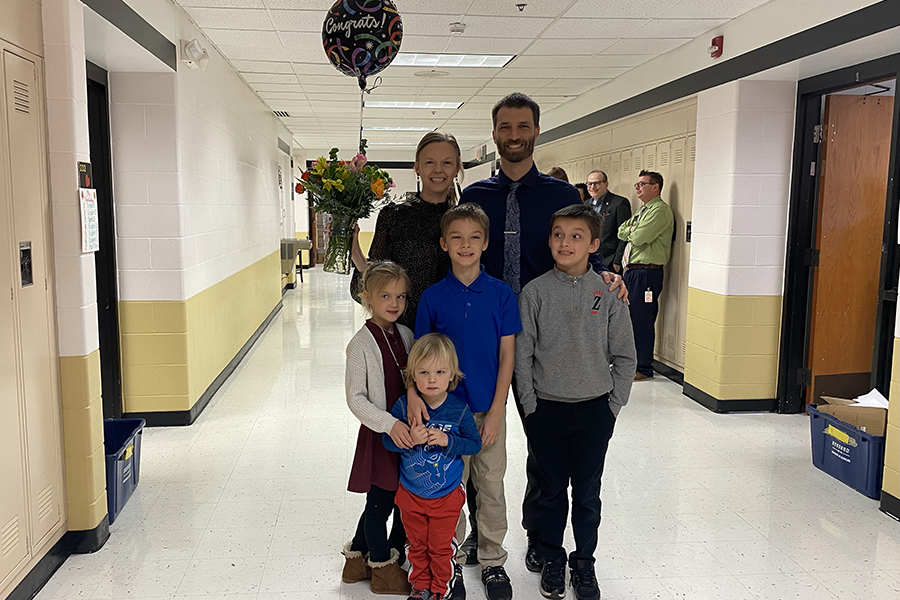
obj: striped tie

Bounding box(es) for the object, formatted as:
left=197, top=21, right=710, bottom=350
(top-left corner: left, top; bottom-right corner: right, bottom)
left=504, top=182, right=522, bottom=295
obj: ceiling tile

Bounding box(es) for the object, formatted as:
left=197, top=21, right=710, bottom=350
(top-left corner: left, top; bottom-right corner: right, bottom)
left=243, top=72, right=298, bottom=84
left=542, top=18, right=648, bottom=39
left=251, top=83, right=303, bottom=92
left=466, top=0, right=573, bottom=18
left=215, top=45, right=290, bottom=61
left=586, top=54, right=656, bottom=67
left=397, top=35, right=452, bottom=53
left=565, top=0, right=675, bottom=19
left=204, top=29, right=283, bottom=47
left=232, top=59, right=294, bottom=73
left=661, top=0, right=770, bottom=19
left=402, top=13, right=553, bottom=39
left=292, top=63, right=344, bottom=76
left=635, top=18, right=726, bottom=38
left=262, top=0, right=335, bottom=8
left=600, top=38, right=689, bottom=54
left=444, top=37, right=532, bottom=55
left=186, top=7, right=273, bottom=30
left=271, top=9, right=322, bottom=32
left=510, top=55, right=594, bottom=68
left=540, top=79, right=602, bottom=94
left=181, top=0, right=263, bottom=6
left=523, top=38, right=616, bottom=56
left=495, top=66, right=627, bottom=79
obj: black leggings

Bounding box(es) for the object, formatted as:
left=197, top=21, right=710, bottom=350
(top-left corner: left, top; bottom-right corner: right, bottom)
left=350, top=485, right=406, bottom=563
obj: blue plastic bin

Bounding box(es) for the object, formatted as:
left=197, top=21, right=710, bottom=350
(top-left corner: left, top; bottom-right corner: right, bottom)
left=808, top=405, right=885, bottom=499
left=104, top=418, right=145, bottom=525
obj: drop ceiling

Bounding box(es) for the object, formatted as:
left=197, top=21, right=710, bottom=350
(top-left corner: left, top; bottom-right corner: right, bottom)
left=175, top=0, right=773, bottom=151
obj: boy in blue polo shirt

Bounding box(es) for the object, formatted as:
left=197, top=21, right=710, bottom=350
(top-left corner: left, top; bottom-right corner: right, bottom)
left=411, top=203, right=521, bottom=600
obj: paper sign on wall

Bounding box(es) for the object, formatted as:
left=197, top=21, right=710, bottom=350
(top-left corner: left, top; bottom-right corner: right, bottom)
left=79, top=188, right=100, bottom=253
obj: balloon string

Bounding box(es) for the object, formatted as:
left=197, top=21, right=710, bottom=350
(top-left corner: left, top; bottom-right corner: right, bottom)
left=359, top=76, right=383, bottom=154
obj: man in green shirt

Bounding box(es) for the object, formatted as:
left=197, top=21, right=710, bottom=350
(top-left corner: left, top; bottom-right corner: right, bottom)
left=617, top=170, right=674, bottom=380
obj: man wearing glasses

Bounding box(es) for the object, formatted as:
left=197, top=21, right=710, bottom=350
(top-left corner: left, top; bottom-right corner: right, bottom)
left=585, top=170, right=631, bottom=273
left=617, top=170, right=674, bottom=381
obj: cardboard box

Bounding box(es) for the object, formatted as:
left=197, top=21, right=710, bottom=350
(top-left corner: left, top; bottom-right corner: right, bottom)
left=815, top=403, right=887, bottom=437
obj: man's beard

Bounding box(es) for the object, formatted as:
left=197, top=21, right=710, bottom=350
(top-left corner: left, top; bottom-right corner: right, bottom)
left=498, top=136, right=535, bottom=163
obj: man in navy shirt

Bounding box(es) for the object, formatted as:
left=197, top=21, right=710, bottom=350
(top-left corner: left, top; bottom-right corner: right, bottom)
left=460, top=93, right=628, bottom=577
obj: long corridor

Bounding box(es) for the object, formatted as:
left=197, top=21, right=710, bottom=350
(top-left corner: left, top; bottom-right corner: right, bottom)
left=36, top=271, right=899, bottom=600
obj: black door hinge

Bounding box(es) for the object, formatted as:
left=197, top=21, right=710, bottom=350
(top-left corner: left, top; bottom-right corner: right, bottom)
left=797, top=368, right=812, bottom=387
left=804, top=248, right=820, bottom=267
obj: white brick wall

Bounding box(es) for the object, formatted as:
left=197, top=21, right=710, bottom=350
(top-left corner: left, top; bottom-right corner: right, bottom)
left=689, top=79, right=796, bottom=297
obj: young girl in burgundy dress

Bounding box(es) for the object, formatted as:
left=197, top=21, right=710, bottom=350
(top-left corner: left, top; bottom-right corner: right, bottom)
left=343, top=261, right=416, bottom=595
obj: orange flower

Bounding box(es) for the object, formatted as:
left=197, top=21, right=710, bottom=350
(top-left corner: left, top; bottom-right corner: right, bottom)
left=301, top=171, right=309, bottom=181
left=295, top=182, right=304, bottom=194
left=371, top=178, right=385, bottom=198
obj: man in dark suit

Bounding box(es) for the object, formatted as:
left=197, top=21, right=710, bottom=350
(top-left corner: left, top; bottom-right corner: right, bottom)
left=585, top=170, right=631, bottom=273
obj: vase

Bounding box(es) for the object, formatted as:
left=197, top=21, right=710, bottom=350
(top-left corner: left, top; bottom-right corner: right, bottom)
left=323, top=213, right=356, bottom=274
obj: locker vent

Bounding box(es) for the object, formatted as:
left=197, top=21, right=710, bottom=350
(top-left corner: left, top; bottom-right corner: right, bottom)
left=13, top=80, right=29, bottom=114
left=681, top=339, right=686, bottom=356
left=690, top=146, right=696, bottom=162
left=38, top=484, right=54, bottom=521
left=634, top=156, right=641, bottom=170
left=612, top=159, right=619, bottom=173
left=659, top=150, right=669, bottom=166
left=1, top=516, right=19, bottom=556
left=623, top=157, right=630, bottom=172
left=273, top=110, right=290, bottom=118
left=667, top=334, right=676, bottom=352
left=646, top=154, right=654, bottom=169
left=674, top=148, right=684, bottom=164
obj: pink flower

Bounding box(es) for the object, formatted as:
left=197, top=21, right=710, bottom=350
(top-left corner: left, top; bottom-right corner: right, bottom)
left=347, top=153, right=367, bottom=173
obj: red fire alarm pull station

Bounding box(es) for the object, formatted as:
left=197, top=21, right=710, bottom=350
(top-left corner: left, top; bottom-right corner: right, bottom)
left=709, top=35, right=724, bottom=59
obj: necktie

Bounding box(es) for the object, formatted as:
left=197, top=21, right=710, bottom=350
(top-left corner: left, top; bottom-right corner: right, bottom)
left=504, top=182, right=522, bottom=295
left=622, top=205, right=646, bottom=269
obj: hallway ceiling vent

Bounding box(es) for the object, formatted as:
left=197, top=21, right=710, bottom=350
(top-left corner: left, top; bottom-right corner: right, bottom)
left=274, top=110, right=290, bottom=118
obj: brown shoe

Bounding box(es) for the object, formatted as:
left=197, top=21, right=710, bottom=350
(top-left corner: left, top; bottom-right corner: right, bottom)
left=633, top=372, right=653, bottom=381
left=342, top=541, right=371, bottom=583
left=370, top=548, right=412, bottom=595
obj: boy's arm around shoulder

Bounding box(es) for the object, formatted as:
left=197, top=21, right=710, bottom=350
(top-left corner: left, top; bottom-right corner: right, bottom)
left=383, top=396, right=410, bottom=453
left=606, top=296, right=637, bottom=415
left=346, top=335, right=400, bottom=434
left=513, top=286, right=539, bottom=415
left=445, top=403, right=482, bottom=457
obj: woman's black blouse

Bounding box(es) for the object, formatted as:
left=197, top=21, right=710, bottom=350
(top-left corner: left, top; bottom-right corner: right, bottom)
left=351, top=196, right=451, bottom=330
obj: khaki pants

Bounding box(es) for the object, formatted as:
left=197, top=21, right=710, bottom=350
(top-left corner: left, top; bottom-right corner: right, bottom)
left=455, top=410, right=508, bottom=567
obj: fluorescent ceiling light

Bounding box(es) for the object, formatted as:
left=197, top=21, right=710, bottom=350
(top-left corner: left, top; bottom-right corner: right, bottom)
left=364, top=126, right=436, bottom=131
left=392, top=54, right=514, bottom=68
left=365, top=101, right=463, bottom=109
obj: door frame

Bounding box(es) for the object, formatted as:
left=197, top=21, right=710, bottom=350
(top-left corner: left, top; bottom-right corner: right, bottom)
left=778, top=52, right=900, bottom=413
left=86, top=61, right=123, bottom=419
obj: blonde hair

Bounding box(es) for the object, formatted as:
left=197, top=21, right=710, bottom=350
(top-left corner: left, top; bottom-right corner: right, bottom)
left=415, top=131, right=464, bottom=204
left=404, top=333, right=464, bottom=392
left=360, top=261, right=411, bottom=313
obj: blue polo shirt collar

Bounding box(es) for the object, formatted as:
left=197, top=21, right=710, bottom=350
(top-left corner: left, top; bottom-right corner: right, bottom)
left=497, top=162, right=539, bottom=190
left=444, top=265, right=487, bottom=294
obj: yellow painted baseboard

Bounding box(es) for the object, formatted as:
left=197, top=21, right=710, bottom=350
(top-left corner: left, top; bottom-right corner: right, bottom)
left=119, top=251, right=282, bottom=414
left=58, top=350, right=107, bottom=530
left=684, top=288, right=782, bottom=400
left=883, top=336, right=899, bottom=496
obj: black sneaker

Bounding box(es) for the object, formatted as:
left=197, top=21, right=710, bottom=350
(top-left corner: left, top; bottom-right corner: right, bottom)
left=525, top=534, right=544, bottom=573
left=450, top=563, right=466, bottom=600
left=409, top=589, right=431, bottom=600
left=539, top=557, right=566, bottom=600
left=460, top=531, right=478, bottom=566
left=481, top=565, right=513, bottom=600
left=569, top=560, right=600, bottom=600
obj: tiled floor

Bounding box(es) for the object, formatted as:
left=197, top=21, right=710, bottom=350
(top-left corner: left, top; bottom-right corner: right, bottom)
left=37, top=271, right=899, bottom=600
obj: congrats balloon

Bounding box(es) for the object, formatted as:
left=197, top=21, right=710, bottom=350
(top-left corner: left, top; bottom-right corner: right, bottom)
left=322, top=0, right=403, bottom=90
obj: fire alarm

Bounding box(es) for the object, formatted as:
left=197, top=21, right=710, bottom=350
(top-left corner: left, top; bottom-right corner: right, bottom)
left=708, top=35, right=723, bottom=59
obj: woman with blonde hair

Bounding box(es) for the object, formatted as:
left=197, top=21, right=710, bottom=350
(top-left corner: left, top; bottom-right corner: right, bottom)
left=351, top=131, right=464, bottom=330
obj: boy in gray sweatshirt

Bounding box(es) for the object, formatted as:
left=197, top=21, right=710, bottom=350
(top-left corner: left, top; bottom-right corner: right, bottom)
left=515, top=204, right=636, bottom=600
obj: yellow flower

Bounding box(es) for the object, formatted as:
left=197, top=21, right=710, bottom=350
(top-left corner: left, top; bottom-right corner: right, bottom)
left=312, top=157, right=327, bottom=175
left=323, top=178, right=344, bottom=192
left=335, top=166, right=350, bottom=180
left=371, top=178, right=385, bottom=198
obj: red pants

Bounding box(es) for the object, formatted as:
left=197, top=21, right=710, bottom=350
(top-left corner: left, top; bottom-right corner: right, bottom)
left=395, top=483, right=465, bottom=597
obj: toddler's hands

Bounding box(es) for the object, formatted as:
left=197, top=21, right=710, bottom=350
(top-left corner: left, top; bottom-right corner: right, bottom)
left=426, top=428, right=449, bottom=447
left=406, top=390, right=430, bottom=425
left=389, top=421, right=414, bottom=449
left=410, top=421, right=428, bottom=445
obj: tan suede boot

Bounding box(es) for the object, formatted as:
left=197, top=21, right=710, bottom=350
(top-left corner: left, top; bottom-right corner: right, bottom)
left=369, top=548, right=412, bottom=595
left=342, top=541, right=371, bottom=584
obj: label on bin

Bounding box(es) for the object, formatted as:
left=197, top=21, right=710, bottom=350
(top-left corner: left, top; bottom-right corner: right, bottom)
left=124, top=444, right=133, bottom=460
left=824, top=425, right=856, bottom=447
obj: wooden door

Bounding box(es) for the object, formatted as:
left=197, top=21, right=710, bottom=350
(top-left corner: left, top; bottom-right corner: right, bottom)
left=807, top=94, right=894, bottom=403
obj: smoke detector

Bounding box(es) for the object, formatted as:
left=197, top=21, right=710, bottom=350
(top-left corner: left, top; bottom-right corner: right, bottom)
left=515, top=3, right=527, bottom=11
left=414, top=69, right=450, bottom=77
left=449, top=22, right=466, bottom=35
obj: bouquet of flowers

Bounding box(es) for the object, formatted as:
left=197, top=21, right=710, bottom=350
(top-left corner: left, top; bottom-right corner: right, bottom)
left=298, top=145, right=394, bottom=274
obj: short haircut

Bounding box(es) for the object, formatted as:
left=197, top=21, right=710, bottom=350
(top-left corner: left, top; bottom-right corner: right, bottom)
left=360, top=261, right=410, bottom=313
left=550, top=204, right=602, bottom=242
left=405, top=333, right=464, bottom=392
left=492, top=92, right=540, bottom=129
left=440, top=202, right=490, bottom=241
left=587, top=170, right=607, bottom=183
left=546, top=166, right=568, bottom=182
left=639, top=169, right=664, bottom=192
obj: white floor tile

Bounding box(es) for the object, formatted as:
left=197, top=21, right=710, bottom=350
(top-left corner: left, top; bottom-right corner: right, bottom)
left=30, top=271, right=900, bottom=600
